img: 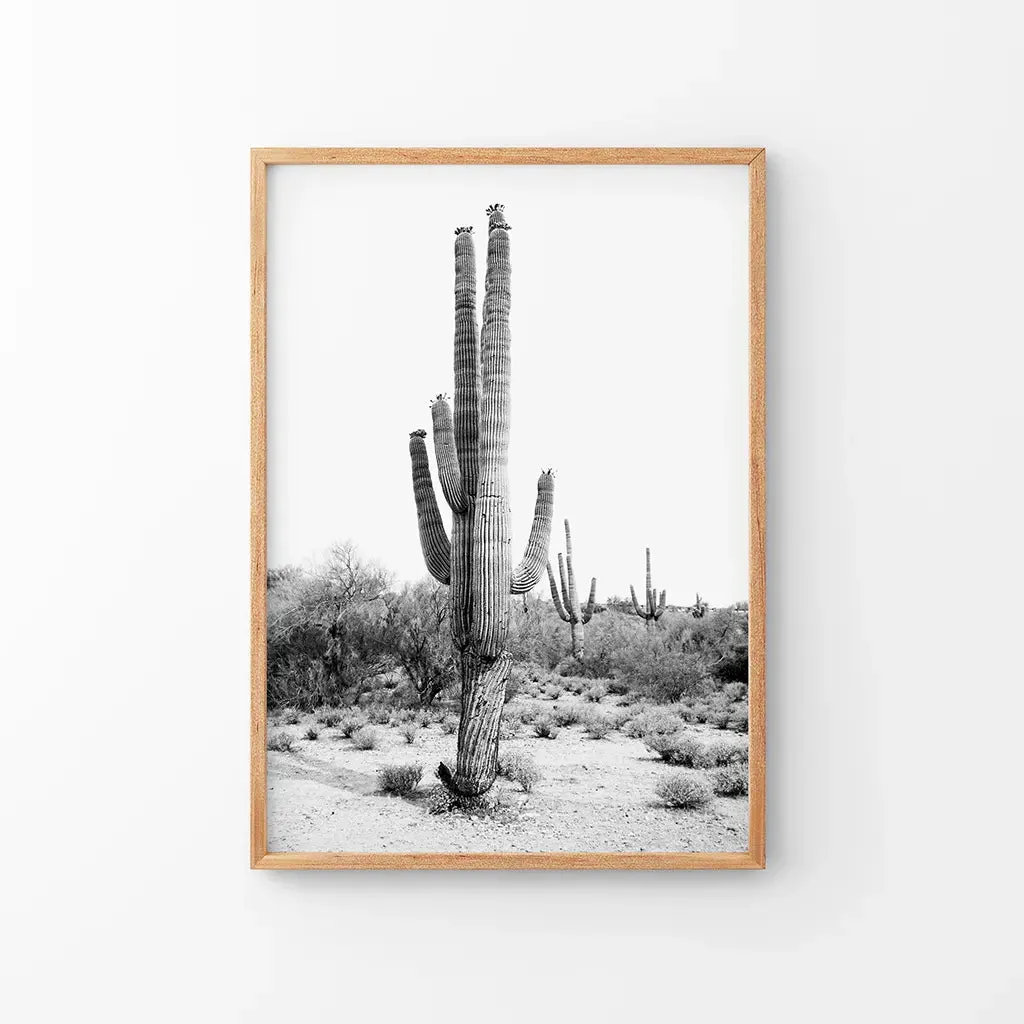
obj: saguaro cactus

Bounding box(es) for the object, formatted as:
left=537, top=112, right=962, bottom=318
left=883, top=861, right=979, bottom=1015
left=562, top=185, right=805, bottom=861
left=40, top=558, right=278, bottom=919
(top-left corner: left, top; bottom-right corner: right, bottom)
left=629, top=547, right=667, bottom=627
left=546, top=518, right=597, bottom=660
left=689, top=592, right=709, bottom=618
left=408, top=204, right=554, bottom=796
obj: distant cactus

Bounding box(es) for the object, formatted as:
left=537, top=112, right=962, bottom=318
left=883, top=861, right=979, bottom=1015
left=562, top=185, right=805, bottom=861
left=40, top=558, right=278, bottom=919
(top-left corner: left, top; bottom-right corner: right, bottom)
left=408, top=205, right=554, bottom=796
left=546, top=518, right=597, bottom=660
left=629, top=547, right=666, bottom=627
left=689, top=592, right=709, bottom=618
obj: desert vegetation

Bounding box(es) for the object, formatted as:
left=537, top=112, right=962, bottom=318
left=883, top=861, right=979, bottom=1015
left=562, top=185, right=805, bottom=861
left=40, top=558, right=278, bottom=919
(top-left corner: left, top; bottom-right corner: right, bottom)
left=266, top=540, right=749, bottom=851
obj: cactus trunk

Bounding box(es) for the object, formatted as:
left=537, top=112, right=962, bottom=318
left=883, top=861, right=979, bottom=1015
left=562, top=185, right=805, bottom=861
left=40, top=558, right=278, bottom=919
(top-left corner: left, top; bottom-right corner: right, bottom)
left=409, top=206, right=554, bottom=796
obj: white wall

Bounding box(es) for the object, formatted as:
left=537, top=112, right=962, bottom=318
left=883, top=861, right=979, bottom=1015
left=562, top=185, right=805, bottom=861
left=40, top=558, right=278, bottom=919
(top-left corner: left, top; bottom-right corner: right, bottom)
left=3, top=1, right=1022, bottom=1021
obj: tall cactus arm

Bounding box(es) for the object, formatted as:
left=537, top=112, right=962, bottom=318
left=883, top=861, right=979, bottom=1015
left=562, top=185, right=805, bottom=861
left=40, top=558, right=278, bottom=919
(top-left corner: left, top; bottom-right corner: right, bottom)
left=562, top=519, right=581, bottom=627
left=629, top=585, right=646, bottom=618
left=473, top=204, right=514, bottom=657
left=557, top=552, right=573, bottom=620
left=430, top=396, right=467, bottom=513
left=655, top=590, right=667, bottom=620
left=409, top=430, right=451, bottom=584
left=546, top=562, right=570, bottom=621
left=478, top=204, right=512, bottom=490
left=453, top=226, right=480, bottom=498
left=582, top=577, right=598, bottom=624
left=510, top=470, right=555, bottom=594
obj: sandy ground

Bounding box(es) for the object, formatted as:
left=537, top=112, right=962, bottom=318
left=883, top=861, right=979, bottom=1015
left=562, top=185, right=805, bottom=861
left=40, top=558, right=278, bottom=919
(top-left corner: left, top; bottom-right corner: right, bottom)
left=267, top=696, right=749, bottom=854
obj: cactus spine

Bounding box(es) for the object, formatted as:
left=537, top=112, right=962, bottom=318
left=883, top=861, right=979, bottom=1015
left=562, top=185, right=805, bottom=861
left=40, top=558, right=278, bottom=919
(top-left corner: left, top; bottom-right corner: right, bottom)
left=546, top=519, right=596, bottom=660
left=629, top=547, right=667, bottom=627
left=408, top=205, right=554, bottom=796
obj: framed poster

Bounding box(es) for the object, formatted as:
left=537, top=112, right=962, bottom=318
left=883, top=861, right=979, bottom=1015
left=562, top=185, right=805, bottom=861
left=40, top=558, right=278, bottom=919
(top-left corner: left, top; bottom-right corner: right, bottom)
left=251, top=148, right=765, bottom=869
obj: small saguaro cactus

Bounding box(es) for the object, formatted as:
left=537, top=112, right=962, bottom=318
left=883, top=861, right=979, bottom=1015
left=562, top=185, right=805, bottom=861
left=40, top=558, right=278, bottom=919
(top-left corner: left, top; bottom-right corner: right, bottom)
left=629, top=547, right=667, bottom=627
left=689, top=592, right=709, bottom=618
left=546, top=518, right=597, bottom=660
left=408, top=204, right=554, bottom=796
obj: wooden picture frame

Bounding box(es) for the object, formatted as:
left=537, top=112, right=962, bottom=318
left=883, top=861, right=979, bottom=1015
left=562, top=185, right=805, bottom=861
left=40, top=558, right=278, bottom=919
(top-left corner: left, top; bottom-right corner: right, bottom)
left=251, top=147, right=766, bottom=869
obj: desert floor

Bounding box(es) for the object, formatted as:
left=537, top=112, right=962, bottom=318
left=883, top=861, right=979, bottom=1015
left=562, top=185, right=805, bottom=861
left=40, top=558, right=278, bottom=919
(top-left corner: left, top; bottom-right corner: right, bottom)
left=267, top=694, right=748, bottom=854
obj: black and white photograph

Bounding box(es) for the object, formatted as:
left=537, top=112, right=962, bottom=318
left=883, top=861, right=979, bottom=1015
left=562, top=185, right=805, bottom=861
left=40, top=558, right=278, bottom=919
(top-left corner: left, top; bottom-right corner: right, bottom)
left=261, top=160, right=758, bottom=856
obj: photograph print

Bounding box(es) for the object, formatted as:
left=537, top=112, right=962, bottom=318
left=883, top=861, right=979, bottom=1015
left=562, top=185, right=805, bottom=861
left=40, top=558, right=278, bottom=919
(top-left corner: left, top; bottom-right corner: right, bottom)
left=253, top=150, right=765, bottom=867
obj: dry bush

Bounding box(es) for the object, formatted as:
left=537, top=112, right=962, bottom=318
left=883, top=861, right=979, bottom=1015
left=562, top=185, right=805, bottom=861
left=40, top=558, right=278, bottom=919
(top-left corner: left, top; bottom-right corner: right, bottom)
left=626, top=709, right=681, bottom=739
left=378, top=763, right=423, bottom=795
left=366, top=704, right=393, bottom=725
left=498, top=749, right=540, bottom=792
left=655, top=770, right=714, bottom=809
left=645, top=733, right=702, bottom=766
left=712, top=764, right=748, bottom=797
left=283, top=709, right=302, bottom=725
left=728, top=706, right=749, bottom=733
left=543, top=683, right=562, bottom=700
left=316, top=709, right=342, bottom=728
left=532, top=715, right=560, bottom=739
left=303, top=726, right=319, bottom=741
left=581, top=709, right=613, bottom=739
left=441, top=714, right=460, bottom=735
left=583, top=682, right=608, bottom=703
left=338, top=711, right=367, bottom=738
left=399, top=723, right=420, bottom=744
left=552, top=704, right=581, bottom=727
left=350, top=726, right=383, bottom=750
left=517, top=702, right=542, bottom=725
left=696, top=737, right=749, bottom=767
left=267, top=731, right=294, bottom=752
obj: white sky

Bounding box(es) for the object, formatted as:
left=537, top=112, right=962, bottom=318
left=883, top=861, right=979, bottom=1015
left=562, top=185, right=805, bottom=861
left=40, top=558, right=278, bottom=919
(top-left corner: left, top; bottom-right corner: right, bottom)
left=267, top=163, right=749, bottom=607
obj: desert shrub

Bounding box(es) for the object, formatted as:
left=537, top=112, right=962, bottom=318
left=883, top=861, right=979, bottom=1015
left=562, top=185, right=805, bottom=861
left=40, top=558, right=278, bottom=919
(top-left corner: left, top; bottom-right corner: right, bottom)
left=607, top=708, right=632, bottom=730
left=283, top=709, right=301, bottom=725
left=626, top=709, right=681, bottom=739
left=583, top=682, right=608, bottom=703
left=441, top=714, right=460, bottom=735
left=606, top=678, right=630, bottom=696
left=552, top=703, right=581, bottom=727
left=701, top=737, right=749, bottom=766
left=708, top=710, right=732, bottom=730
left=400, top=723, right=420, bottom=744
left=350, top=726, right=382, bottom=750
left=303, top=726, right=319, bottom=741
left=554, top=673, right=586, bottom=692
left=501, top=705, right=526, bottom=730
left=267, top=731, right=294, bottom=752
left=498, top=749, right=540, bottom=792
left=532, top=715, right=560, bottom=739
left=338, top=711, right=367, bottom=737
left=543, top=683, right=562, bottom=700
left=655, top=770, right=714, bottom=809
left=712, top=764, right=748, bottom=797
left=581, top=710, right=613, bottom=739
left=378, top=763, right=423, bottom=795
left=316, top=709, right=341, bottom=728
left=728, top=706, right=749, bottom=733
left=723, top=681, right=747, bottom=702
left=367, top=704, right=393, bottom=725
left=517, top=702, right=542, bottom=725
left=645, top=733, right=702, bottom=766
